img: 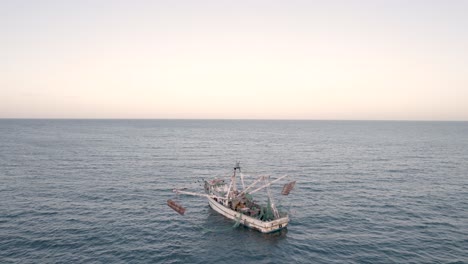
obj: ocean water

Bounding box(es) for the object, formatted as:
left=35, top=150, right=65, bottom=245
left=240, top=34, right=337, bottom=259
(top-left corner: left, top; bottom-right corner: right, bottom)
left=0, top=119, right=467, bottom=263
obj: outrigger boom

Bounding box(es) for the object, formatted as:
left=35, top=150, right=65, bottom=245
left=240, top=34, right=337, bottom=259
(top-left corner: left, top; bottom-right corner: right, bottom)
left=245, top=174, right=288, bottom=195
left=173, top=189, right=227, bottom=201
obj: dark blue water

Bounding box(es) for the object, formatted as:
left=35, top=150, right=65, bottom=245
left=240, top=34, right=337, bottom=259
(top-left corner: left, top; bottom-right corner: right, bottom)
left=1, top=120, right=467, bottom=263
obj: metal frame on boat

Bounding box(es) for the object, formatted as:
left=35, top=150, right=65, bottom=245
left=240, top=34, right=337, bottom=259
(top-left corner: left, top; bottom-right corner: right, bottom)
left=169, top=162, right=295, bottom=233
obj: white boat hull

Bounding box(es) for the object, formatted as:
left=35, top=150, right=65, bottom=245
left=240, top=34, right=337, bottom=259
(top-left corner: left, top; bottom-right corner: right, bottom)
left=207, top=197, right=289, bottom=233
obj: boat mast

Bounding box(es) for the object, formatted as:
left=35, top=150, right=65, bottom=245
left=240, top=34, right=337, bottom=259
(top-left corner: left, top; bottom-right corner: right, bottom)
left=224, top=162, right=241, bottom=206
left=232, top=162, right=240, bottom=192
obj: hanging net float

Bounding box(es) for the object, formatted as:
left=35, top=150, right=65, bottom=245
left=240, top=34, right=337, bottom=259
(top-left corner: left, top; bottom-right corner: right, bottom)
left=281, top=181, right=296, bottom=195
left=167, top=199, right=186, bottom=215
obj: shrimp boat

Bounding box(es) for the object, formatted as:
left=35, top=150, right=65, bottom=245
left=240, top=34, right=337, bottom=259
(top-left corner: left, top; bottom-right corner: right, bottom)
left=169, top=162, right=296, bottom=233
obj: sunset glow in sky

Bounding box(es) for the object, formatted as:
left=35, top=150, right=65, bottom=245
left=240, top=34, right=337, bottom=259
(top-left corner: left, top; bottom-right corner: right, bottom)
left=2, top=0, right=468, bottom=120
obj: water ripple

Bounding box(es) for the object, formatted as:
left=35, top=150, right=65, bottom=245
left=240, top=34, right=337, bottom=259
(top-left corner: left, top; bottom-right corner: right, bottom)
left=1, top=120, right=467, bottom=263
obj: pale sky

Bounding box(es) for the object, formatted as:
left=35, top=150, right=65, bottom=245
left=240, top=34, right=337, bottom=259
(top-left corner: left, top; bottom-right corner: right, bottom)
left=1, top=0, right=468, bottom=120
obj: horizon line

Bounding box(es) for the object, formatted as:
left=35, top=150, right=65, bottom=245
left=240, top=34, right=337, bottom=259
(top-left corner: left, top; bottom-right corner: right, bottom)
left=0, top=117, right=467, bottom=122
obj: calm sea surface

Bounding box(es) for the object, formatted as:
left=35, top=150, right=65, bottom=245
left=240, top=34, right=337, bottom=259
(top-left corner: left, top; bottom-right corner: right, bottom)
left=1, top=119, right=467, bottom=263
